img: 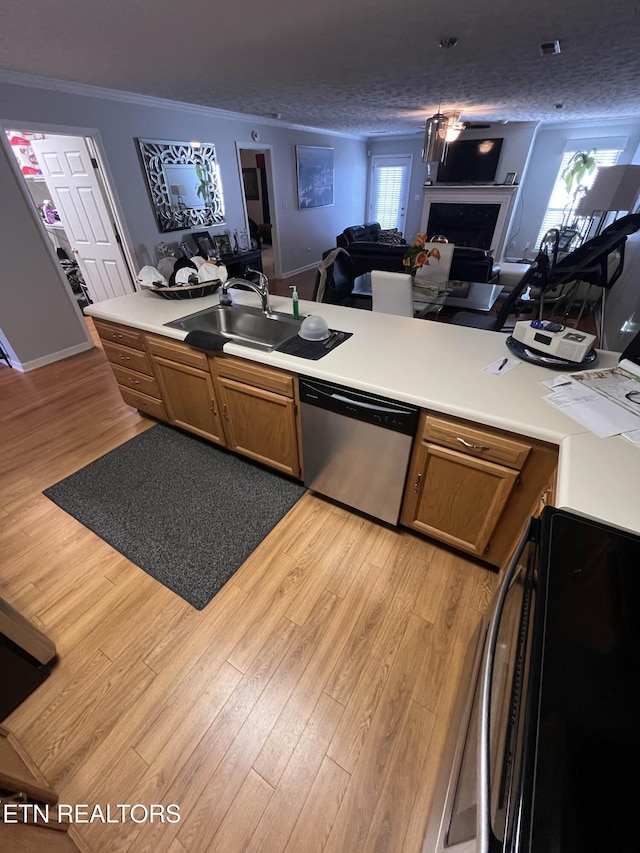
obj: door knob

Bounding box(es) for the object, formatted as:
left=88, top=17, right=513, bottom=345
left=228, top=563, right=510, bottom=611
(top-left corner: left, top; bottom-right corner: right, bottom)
left=71, top=247, right=79, bottom=254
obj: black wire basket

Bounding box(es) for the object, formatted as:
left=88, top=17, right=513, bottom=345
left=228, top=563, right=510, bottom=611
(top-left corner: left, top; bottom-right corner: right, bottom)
left=140, top=281, right=220, bottom=300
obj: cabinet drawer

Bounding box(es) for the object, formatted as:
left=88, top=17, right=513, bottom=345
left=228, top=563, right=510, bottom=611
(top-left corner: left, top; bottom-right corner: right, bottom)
left=118, top=386, right=167, bottom=420
left=94, top=319, right=146, bottom=351
left=216, top=356, right=295, bottom=397
left=145, top=335, right=210, bottom=370
left=111, top=364, right=162, bottom=399
left=421, top=414, right=531, bottom=470
left=103, top=341, right=154, bottom=376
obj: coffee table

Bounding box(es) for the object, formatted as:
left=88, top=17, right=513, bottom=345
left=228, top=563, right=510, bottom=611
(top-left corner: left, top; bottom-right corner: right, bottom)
left=428, top=281, right=504, bottom=312
left=353, top=274, right=503, bottom=317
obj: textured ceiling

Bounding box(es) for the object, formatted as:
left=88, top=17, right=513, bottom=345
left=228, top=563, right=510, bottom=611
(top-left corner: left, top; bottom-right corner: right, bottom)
left=2, top=0, right=640, bottom=136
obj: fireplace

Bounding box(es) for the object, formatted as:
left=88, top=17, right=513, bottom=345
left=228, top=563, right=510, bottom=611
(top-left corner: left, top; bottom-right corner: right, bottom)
left=427, top=203, right=500, bottom=250
left=420, top=185, right=519, bottom=260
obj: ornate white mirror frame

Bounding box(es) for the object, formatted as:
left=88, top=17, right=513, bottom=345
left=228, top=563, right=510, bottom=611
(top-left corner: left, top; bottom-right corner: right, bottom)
left=137, top=138, right=226, bottom=233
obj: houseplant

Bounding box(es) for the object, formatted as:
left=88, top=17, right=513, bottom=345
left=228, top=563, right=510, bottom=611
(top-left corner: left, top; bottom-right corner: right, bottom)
left=562, top=149, right=597, bottom=195
left=195, top=161, right=212, bottom=206
left=560, top=149, right=597, bottom=229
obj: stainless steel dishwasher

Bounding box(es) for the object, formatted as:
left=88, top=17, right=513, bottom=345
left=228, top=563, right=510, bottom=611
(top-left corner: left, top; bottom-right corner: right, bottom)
left=299, top=376, right=419, bottom=525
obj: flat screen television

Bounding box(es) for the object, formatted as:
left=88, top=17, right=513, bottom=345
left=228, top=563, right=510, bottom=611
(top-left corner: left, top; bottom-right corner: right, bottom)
left=436, top=137, right=504, bottom=184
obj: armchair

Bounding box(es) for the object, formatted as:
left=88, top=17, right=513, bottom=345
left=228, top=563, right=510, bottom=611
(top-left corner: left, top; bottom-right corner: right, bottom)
left=313, top=248, right=372, bottom=310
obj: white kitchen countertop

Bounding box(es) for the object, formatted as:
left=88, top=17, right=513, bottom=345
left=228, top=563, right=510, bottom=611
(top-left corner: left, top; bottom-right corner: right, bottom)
left=86, top=289, right=639, bottom=536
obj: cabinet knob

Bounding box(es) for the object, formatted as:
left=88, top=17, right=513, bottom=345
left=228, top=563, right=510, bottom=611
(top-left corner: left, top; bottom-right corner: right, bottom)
left=414, top=472, right=422, bottom=493
left=456, top=437, right=490, bottom=452
left=222, top=403, right=229, bottom=420
left=210, top=400, right=217, bottom=416
left=119, top=355, right=130, bottom=362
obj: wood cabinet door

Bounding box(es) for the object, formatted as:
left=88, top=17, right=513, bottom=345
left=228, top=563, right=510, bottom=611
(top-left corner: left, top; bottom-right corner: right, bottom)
left=151, top=357, right=225, bottom=445
left=217, top=377, right=301, bottom=478
left=401, top=442, right=519, bottom=557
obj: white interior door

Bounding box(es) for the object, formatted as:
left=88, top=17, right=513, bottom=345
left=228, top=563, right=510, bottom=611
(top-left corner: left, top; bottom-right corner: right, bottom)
left=30, top=136, right=133, bottom=302
left=368, top=155, right=413, bottom=235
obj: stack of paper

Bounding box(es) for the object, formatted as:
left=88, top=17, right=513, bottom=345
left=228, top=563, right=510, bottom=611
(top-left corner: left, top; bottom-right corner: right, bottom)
left=543, top=366, right=640, bottom=439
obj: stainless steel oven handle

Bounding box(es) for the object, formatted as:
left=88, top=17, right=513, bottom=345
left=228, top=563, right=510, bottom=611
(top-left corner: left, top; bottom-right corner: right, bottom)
left=477, top=517, right=534, bottom=853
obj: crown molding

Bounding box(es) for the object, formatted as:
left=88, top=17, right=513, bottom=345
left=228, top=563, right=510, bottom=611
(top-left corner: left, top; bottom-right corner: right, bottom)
left=0, top=69, right=365, bottom=140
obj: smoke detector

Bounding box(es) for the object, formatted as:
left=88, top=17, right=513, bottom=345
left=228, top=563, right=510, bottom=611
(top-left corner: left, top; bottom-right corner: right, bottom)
left=539, top=40, right=561, bottom=55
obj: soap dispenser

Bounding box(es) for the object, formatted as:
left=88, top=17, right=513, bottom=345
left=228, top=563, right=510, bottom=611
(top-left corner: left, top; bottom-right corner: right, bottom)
left=289, top=285, right=300, bottom=319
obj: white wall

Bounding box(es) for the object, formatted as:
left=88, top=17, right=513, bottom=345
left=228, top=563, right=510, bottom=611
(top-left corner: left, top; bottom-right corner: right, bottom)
left=4, top=73, right=640, bottom=367
left=369, top=122, right=538, bottom=246
left=505, top=118, right=640, bottom=260
left=0, top=141, right=91, bottom=370
left=0, top=75, right=367, bottom=367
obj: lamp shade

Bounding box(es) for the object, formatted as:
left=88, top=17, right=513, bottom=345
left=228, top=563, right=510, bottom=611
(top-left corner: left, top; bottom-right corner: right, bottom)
left=575, top=165, right=640, bottom=215
left=422, top=113, right=448, bottom=163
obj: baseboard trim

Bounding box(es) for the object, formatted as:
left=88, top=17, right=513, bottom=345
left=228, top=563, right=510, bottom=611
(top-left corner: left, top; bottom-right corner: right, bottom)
left=279, top=261, right=318, bottom=279
left=17, top=341, right=94, bottom=373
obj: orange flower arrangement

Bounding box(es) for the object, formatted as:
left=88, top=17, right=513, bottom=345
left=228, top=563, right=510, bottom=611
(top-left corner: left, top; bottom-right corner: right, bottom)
left=402, top=233, right=442, bottom=276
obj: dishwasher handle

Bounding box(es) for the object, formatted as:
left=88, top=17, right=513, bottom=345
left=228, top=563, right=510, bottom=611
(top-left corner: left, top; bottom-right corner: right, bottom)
left=299, top=377, right=419, bottom=436
left=330, top=391, right=411, bottom=415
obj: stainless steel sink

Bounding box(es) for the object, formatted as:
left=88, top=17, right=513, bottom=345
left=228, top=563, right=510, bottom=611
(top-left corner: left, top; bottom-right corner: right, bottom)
left=164, top=304, right=303, bottom=352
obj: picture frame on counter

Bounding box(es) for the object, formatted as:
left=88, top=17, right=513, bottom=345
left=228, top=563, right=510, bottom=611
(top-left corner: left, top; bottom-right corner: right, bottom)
left=213, top=234, right=233, bottom=256
left=190, top=230, right=217, bottom=258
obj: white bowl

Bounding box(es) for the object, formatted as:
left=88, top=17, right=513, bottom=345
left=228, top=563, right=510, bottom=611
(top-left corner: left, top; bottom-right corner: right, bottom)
left=299, top=314, right=330, bottom=341
left=197, top=262, right=221, bottom=283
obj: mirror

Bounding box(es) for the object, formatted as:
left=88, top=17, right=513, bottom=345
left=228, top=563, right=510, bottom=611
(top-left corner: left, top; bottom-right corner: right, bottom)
left=137, top=139, right=226, bottom=233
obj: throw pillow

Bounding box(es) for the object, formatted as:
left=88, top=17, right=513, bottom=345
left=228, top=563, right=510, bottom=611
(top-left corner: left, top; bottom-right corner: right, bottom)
left=378, top=228, right=405, bottom=246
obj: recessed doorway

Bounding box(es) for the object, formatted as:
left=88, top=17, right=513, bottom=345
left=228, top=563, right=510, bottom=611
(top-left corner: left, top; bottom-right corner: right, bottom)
left=237, top=144, right=278, bottom=280
left=3, top=126, right=136, bottom=309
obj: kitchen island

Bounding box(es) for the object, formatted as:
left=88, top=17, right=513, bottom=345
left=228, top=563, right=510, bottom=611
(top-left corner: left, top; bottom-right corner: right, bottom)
left=4, top=287, right=638, bottom=853
left=85, top=288, right=639, bottom=541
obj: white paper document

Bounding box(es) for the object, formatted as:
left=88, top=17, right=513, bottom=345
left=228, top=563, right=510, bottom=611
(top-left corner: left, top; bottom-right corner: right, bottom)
left=484, top=357, right=519, bottom=376
left=543, top=379, right=640, bottom=438
left=568, top=366, right=640, bottom=416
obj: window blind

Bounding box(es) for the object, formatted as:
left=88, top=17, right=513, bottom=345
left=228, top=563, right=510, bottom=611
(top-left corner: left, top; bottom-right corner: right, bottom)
left=535, top=149, right=621, bottom=248
left=371, top=164, right=408, bottom=230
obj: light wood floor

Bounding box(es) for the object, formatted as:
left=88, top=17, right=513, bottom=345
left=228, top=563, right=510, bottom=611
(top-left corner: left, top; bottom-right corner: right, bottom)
left=1, top=327, right=498, bottom=852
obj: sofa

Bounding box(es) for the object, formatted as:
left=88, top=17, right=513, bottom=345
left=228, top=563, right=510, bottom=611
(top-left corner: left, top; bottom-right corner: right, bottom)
left=336, top=222, right=500, bottom=283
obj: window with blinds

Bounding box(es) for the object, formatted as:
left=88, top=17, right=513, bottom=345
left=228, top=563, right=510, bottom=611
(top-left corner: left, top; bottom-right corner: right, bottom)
left=369, top=155, right=411, bottom=232
left=535, top=148, right=621, bottom=248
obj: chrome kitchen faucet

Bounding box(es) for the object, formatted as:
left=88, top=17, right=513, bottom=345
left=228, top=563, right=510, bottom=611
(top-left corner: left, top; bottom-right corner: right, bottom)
left=220, top=270, right=271, bottom=315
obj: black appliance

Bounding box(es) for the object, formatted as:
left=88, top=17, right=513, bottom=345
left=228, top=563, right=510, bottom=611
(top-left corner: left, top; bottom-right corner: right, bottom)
left=0, top=598, right=56, bottom=720
left=423, top=506, right=640, bottom=852
left=437, top=138, right=504, bottom=184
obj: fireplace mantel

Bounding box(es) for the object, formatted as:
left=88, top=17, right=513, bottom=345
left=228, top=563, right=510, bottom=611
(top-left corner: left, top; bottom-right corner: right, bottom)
left=420, top=184, right=519, bottom=261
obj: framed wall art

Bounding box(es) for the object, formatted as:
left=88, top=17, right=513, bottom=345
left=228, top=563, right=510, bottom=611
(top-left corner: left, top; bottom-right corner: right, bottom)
left=296, top=145, right=334, bottom=209
left=242, top=167, right=260, bottom=200
left=137, top=139, right=226, bottom=233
